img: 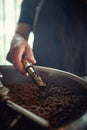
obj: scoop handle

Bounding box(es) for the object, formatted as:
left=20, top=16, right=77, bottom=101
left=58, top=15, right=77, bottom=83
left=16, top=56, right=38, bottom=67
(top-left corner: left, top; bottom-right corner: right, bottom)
left=22, top=58, right=35, bottom=75
left=22, top=58, right=46, bottom=87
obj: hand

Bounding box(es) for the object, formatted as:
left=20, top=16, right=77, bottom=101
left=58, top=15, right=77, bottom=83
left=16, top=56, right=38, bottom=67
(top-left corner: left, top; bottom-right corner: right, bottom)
left=6, top=34, right=36, bottom=76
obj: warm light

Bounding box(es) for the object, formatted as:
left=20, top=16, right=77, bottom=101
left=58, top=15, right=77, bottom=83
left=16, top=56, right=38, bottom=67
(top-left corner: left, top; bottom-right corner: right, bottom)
left=0, top=0, right=22, bottom=64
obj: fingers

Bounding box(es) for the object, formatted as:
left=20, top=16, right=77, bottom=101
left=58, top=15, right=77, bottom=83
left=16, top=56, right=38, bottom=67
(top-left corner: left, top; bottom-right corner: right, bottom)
left=13, top=60, right=29, bottom=77
left=7, top=47, right=27, bottom=76
left=6, top=43, right=36, bottom=77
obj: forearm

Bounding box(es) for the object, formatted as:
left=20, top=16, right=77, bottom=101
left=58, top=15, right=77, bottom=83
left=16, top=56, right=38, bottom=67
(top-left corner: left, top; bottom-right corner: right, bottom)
left=15, top=23, right=32, bottom=40
left=6, top=23, right=36, bottom=76
left=10, top=23, right=32, bottom=49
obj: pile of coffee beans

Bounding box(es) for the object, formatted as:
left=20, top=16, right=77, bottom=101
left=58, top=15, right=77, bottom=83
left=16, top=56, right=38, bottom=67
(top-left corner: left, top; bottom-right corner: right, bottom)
left=5, top=83, right=87, bottom=128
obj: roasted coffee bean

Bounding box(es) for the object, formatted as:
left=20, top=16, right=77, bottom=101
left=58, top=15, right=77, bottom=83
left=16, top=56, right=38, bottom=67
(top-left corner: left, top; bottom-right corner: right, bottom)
left=4, top=83, right=87, bottom=128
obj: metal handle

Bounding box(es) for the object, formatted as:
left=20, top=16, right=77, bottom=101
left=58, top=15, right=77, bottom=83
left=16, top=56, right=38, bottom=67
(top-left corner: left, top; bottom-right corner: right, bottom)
left=0, top=73, right=9, bottom=101
left=22, top=58, right=35, bottom=75
left=7, top=100, right=49, bottom=128
left=22, top=58, right=47, bottom=87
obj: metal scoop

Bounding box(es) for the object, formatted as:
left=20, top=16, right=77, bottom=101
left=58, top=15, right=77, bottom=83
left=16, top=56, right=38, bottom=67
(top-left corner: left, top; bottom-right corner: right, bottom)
left=22, top=58, right=47, bottom=87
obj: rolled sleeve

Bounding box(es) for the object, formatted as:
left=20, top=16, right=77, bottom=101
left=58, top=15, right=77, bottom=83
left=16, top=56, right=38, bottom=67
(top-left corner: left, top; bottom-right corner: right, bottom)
left=18, top=0, right=40, bottom=27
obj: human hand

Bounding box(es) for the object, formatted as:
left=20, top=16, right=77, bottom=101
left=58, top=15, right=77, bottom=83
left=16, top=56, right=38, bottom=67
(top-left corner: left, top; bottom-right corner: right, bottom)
left=6, top=34, right=36, bottom=76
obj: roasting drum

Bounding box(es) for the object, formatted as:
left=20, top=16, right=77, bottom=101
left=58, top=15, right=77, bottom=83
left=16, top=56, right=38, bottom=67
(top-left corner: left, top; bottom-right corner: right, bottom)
left=0, top=65, right=87, bottom=130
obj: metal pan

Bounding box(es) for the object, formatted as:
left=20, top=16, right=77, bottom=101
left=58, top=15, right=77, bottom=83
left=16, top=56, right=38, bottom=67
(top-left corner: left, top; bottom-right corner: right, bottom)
left=0, top=65, right=87, bottom=130
left=0, top=72, right=49, bottom=130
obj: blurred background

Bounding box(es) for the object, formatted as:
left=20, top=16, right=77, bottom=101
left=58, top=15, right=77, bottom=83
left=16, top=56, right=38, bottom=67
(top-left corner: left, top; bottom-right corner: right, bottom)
left=0, top=0, right=34, bottom=65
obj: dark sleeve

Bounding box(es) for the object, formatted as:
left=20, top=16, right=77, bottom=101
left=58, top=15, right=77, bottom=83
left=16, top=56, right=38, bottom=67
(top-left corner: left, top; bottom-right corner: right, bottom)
left=18, top=0, right=40, bottom=27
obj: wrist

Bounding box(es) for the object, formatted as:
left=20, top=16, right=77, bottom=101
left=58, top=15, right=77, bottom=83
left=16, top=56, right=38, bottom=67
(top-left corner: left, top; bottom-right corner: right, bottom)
left=11, top=33, right=26, bottom=49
